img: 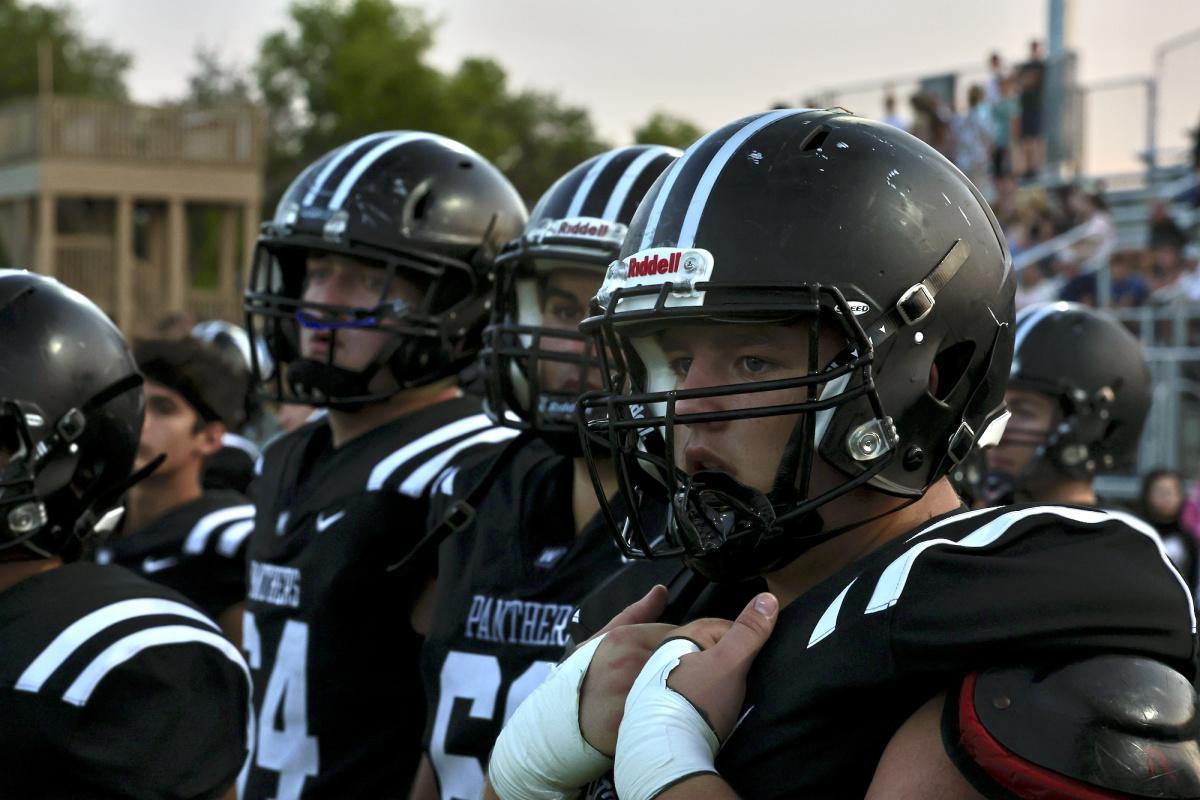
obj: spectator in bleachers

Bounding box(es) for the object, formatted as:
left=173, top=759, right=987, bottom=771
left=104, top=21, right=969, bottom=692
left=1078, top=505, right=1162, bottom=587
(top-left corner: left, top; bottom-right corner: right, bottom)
left=1149, top=245, right=1195, bottom=305
left=1107, top=249, right=1151, bottom=307
left=1138, top=469, right=1199, bottom=591
left=990, top=76, right=1020, bottom=181
left=985, top=51, right=1005, bottom=104
left=1149, top=201, right=1190, bottom=252
left=1017, top=40, right=1046, bottom=179
left=1015, top=262, right=1062, bottom=309
left=1065, top=190, right=1116, bottom=270
left=952, top=84, right=994, bottom=197
left=909, top=90, right=952, bottom=156
left=881, top=93, right=907, bottom=131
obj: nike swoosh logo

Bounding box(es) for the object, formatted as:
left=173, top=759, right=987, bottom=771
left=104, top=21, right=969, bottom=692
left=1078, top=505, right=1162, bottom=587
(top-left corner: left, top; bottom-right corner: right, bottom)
left=316, top=509, right=345, bottom=533
left=141, top=555, right=180, bottom=574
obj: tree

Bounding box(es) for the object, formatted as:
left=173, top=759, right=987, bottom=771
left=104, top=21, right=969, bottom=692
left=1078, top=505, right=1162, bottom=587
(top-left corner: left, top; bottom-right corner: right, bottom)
left=186, top=47, right=255, bottom=107
left=255, top=0, right=607, bottom=204
left=0, top=0, right=129, bottom=103
left=633, top=111, right=703, bottom=151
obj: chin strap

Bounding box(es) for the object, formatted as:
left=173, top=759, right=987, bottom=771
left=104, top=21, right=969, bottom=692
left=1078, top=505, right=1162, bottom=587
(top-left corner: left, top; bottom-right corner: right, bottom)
left=386, top=432, right=531, bottom=575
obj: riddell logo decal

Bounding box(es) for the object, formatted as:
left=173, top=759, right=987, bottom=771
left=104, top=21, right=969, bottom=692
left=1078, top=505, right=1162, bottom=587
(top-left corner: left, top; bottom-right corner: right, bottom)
left=558, top=219, right=610, bottom=237
left=628, top=252, right=681, bottom=278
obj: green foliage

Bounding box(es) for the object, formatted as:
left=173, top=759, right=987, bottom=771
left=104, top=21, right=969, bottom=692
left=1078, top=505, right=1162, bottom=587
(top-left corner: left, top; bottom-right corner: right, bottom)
left=0, top=0, right=129, bottom=103
left=187, top=47, right=254, bottom=108
left=633, top=111, right=703, bottom=151
left=254, top=0, right=608, bottom=203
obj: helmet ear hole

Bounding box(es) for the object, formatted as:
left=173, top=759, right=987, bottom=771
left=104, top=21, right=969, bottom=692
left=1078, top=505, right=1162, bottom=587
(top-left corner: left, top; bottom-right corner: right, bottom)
left=930, top=341, right=976, bottom=402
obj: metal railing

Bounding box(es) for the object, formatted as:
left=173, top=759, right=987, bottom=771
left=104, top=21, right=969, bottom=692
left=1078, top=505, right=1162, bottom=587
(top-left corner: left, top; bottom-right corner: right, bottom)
left=1094, top=304, right=1200, bottom=501
left=0, top=95, right=267, bottom=168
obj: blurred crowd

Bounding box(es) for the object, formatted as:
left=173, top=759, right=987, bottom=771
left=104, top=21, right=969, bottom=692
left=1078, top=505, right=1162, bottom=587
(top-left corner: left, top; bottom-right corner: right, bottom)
left=879, top=40, right=1200, bottom=315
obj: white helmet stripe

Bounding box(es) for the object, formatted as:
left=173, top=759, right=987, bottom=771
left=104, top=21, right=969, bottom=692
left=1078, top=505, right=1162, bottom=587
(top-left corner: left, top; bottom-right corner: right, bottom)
left=601, top=146, right=681, bottom=223
left=676, top=108, right=808, bottom=248
left=565, top=148, right=625, bottom=219
left=1012, top=301, right=1063, bottom=365
left=301, top=131, right=396, bottom=207
left=328, top=132, right=462, bottom=211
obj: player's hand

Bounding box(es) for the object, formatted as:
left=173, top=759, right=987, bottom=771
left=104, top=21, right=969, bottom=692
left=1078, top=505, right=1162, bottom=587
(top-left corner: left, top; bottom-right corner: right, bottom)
left=578, top=590, right=732, bottom=757
left=665, top=592, right=779, bottom=740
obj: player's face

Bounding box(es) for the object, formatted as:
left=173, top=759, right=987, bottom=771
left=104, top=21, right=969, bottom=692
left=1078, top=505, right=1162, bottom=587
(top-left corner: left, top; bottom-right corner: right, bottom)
left=538, top=268, right=602, bottom=395
left=299, top=252, right=423, bottom=372
left=660, top=322, right=841, bottom=494
left=137, top=381, right=216, bottom=476
left=986, top=387, right=1058, bottom=477
left=1147, top=474, right=1184, bottom=521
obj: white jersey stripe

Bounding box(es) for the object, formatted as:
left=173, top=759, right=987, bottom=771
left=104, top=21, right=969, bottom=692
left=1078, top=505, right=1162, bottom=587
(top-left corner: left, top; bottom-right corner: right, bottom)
left=867, top=505, right=1198, bottom=632
left=62, top=625, right=250, bottom=707
left=565, top=148, right=624, bottom=219
left=329, top=132, right=461, bottom=210
left=221, top=431, right=261, bottom=461
left=807, top=578, right=857, bottom=648
left=15, top=598, right=218, bottom=693
left=398, top=426, right=520, bottom=498
left=677, top=108, right=804, bottom=248
left=301, top=131, right=394, bottom=206
left=601, top=146, right=680, bottom=222
left=183, top=505, right=256, bottom=555
left=217, top=519, right=256, bottom=557
left=366, top=412, right=494, bottom=491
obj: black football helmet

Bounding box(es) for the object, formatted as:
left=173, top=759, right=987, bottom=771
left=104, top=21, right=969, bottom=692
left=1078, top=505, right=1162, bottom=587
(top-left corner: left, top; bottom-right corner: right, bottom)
left=245, top=131, right=527, bottom=407
left=986, top=301, right=1150, bottom=501
left=482, top=145, right=680, bottom=452
left=576, top=109, right=1016, bottom=582
left=0, top=270, right=144, bottom=560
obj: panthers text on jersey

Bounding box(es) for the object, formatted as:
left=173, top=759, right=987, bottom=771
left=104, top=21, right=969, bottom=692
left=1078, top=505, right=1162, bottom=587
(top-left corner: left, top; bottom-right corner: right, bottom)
left=420, top=439, right=640, bottom=800
left=572, top=504, right=1197, bottom=799
left=242, top=395, right=517, bottom=799
left=94, top=489, right=254, bottom=620
left=0, top=561, right=250, bottom=798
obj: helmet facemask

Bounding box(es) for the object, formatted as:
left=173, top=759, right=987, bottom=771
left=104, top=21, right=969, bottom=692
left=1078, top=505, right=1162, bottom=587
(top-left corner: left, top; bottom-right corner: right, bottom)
left=577, top=280, right=899, bottom=582
left=482, top=222, right=623, bottom=452
left=245, top=239, right=483, bottom=408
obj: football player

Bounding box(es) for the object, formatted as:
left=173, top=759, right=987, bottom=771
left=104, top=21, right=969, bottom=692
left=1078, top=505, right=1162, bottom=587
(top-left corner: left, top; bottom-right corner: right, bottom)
left=240, top=131, right=527, bottom=799
left=0, top=270, right=249, bottom=798
left=93, top=337, right=253, bottom=640
left=487, top=110, right=1200, bottom=799
left=412, top=145, right=681, bottom=800
left=984, top=301, right=1151, bottom=507
left=192, top=319, right=274, bottom=493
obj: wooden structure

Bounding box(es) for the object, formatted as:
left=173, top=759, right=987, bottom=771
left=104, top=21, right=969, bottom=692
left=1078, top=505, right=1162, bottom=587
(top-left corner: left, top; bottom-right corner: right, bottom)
left=0, top=95, right=266, bottom=334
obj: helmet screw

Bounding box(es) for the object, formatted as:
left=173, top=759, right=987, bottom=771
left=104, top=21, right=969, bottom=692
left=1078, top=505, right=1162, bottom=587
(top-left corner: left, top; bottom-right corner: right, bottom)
left=914, top=331, right=924, bottom=344
left=854, top=431, right=880, bottom=457
left=902, top=445, right=924, bottom=470
left=682, top=255, right=700, bottom=273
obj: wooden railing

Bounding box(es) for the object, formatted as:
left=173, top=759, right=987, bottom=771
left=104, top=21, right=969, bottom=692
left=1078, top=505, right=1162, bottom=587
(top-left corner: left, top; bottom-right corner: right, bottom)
left=54, top=241, right=243, bottom=334
left=0, top=96, right=266, bottom=168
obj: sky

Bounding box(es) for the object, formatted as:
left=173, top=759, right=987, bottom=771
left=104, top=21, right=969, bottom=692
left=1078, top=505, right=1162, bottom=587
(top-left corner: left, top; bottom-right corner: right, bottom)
left=69, top=0, right=1200, bottom=175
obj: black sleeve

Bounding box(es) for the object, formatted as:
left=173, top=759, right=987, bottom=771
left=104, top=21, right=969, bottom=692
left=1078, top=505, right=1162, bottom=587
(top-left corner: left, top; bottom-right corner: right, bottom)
left=892, top=518, right=1197, bottom=679
left=80, top=642, right=249, bottom=799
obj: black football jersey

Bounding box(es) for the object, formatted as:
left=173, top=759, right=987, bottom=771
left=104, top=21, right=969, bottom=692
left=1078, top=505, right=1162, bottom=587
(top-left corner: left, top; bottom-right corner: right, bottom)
left=242, top=396, right=518, bottom=800
left=420, top=441, right=636, bottom=800
left=204, top=431, right=262, bottom=494
left=572, top=504, right=1198, bottom=799
left=94, top=489, right=253, bottom=620
left=0, top=561, right=250, bottom=799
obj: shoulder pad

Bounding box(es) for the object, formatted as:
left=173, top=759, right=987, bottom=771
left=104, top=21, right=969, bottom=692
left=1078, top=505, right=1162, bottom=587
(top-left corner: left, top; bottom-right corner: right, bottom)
left=945, top=656, right=1200, bottom=799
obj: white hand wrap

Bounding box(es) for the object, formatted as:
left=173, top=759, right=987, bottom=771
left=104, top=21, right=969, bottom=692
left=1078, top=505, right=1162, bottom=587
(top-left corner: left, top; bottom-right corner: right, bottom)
left=488, top=633, right=613, bottom=800
left=614, top=638, right=720, bottom=800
